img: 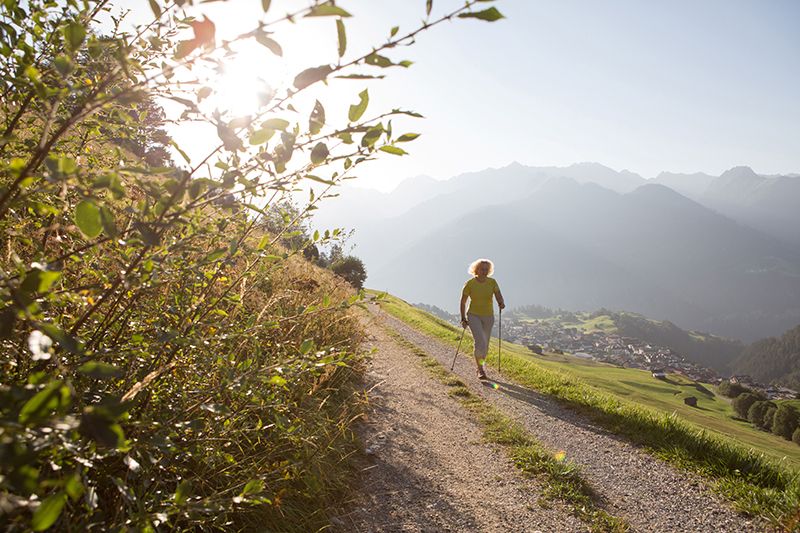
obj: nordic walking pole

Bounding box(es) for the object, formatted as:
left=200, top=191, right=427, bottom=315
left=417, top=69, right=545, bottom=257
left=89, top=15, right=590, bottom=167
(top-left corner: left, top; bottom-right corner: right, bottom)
left=451, top=325, right=468, bottom=371
left=498, top=308, right=502, bottom=372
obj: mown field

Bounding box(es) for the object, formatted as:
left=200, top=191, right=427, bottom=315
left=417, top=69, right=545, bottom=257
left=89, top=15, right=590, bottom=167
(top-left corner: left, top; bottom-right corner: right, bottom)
left=378, top=293, right=800, bottom=467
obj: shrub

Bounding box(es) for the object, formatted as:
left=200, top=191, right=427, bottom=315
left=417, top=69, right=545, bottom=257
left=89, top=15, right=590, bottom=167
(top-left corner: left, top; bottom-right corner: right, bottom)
left=793, top=427, right=800, bottom=446
left=763, top=406, right=779, bottom=431
left=718, top=381, right=750, bottom=398
left=771, top=404, right=800, bottom=440
left=748, top=401, right=776, bottom=428
left=0, top=0, right=504, bottom=530
left=331, top=255, right=368, bottom=289
left=733, top=393, right=761, bottom=419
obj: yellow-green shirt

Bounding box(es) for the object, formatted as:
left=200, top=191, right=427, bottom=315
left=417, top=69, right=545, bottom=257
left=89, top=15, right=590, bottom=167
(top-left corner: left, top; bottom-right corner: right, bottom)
left=462, top=277, right=499, bottom=316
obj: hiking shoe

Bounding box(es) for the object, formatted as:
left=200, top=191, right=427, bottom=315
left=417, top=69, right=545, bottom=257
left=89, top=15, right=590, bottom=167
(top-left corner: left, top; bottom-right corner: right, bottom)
left=477, top=367, right=488, bottom=380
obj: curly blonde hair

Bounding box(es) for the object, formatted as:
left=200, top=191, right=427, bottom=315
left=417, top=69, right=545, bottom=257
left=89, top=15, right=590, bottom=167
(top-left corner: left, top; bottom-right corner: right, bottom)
left=468, top=258, right=494, bottom=276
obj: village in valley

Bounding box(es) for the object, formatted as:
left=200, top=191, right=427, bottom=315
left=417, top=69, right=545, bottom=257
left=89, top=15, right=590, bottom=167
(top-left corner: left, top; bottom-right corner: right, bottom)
left=413, top=303, right=799, bottom=401
left=504, top=316, right=799, bottom=401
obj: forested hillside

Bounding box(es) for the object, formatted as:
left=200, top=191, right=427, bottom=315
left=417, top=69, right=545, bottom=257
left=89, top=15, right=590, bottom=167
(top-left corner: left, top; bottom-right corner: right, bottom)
left=612, top=312, right=744, bottom=373
left=734, top=325, right=800, bottom=389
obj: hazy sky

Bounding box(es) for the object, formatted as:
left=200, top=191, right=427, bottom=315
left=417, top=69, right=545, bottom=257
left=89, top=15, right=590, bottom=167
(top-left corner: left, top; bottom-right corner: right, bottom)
left=111, top=0, right=800, bottom=192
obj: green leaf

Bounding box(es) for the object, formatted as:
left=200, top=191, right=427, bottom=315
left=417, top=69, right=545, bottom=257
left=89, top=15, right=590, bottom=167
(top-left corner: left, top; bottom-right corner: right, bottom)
left=305, top=3, right=351, bottom=17
left=241, top=479, right=265, bottom=495
left=148, top=0, right=161, bottom=17
left=80, top=409, right=125, bottom=448
left=65, top=474, right=84, bottom=501
left=32, top=492, right=67, bottom=531
left=335, top=74, right=385, bottom=80
left=217, top=123, right=243, bottom=152
left=293, top=65, right=333, bottom=89
left=336, top=19, right=346, bottom=57
left=175, top=39, right=198, bottom=59
left=361, top=125, right=383, bottom=147
left=78, top=361, right=124, bottom=380
left=174, top=480, right=192, bottom=506
left=391, top=108, right=424, bottom=118
left=74, top=200, right=102, bottom=239
left=255, top=32, right=282, bottom=56
left=305, top=174, right=335, bottom=185
left=19, top=381, right=70, bottom=425
left=426, top=0, right=433, bottom=16
left=269, top=375, right=287, bottom=387
left=310, top=143, right=329, bottom=165
left=365, top=53, right=393, bottom=68
left=397, top=133, right=421, bottom=142
left=261, top=118, right=290, bottom=130
left=379, top=145, right=408, bottom=156
left=63, top=22, right=86, bottom=53
left=249, top=128, right=275, bottom=145
left=348, top=89, right=369, bottom=122
left=299, top=339, right=315, bottom=354
left=99, top=206, right=117, bottom=238
left=390, top=26, right=399, bottom=37
left=458, top=7, right=505, bottom=22
left=309, top=100, right=325, bottom=135
left=39, top=324, right=81, bottom=354
left=261, top=0, right=271, bottom=12
left=20, top=269, right=61, bottom=294
left=0, top=307, right=16, bottom=340
left=197, top=86, right=213, bottom=101
left=53, top=55, right=73, bottom=77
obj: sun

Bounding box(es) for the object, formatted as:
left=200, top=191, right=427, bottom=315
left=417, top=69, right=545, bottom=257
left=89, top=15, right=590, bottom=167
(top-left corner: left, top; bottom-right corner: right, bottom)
left=209, top=43, right=287, bottom=118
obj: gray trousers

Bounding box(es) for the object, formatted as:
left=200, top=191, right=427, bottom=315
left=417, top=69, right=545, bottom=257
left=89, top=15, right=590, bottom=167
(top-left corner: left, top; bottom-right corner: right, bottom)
left=467, top=312, right=494, bottom=361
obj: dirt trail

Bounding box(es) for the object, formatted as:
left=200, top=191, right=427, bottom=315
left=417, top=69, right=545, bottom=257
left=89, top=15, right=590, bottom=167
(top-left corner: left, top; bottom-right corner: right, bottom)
left=339, top=310, right=584, bottom=532
left=371, top=305, right=767, bottom=533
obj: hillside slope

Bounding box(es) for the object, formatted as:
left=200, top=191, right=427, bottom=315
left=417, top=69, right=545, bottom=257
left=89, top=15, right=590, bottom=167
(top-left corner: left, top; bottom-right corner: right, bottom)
left=368, top=297, right=783, bottom=529
left=734, top=325, right=800, bottom=389
left=363, top=177, right=800, bottom=340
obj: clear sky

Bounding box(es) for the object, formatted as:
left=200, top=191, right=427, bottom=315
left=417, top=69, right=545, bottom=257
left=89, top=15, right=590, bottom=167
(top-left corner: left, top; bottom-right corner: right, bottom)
left=110, top=0, right=800, bottom=191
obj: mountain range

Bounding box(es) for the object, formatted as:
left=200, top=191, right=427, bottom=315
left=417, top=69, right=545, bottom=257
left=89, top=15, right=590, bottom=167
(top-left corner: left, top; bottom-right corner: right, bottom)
left=311, top=162, right=800, bottom=342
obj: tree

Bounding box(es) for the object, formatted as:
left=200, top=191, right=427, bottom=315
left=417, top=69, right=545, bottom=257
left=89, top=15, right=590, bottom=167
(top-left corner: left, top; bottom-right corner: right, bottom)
left=763, top=406, right=778, bottom=431
left=747, top=400, right=776, bottom=428
left=733, top=393, right=762, bottom=419
left=331, top=255, right=367, bottom=289
left=771, top=404, right=799, bottom=440
left=718, top=381, right=749, bottom=398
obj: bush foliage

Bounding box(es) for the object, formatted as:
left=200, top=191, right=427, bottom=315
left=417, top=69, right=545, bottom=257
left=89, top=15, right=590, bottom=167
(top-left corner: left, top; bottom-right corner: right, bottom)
left=0, top=0, right=504, bottom=530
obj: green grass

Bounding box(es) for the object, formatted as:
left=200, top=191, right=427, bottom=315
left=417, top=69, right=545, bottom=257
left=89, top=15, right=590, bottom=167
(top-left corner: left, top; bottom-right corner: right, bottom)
left=372, top=291, right=800, bottom=531
left=563, top=313, right=618, bottom=333
left=382, top=325, right=628, bottom=532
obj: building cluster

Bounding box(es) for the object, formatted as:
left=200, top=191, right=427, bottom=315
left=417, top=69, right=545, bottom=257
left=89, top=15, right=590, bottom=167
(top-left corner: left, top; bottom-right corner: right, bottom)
left=729, top=375, right=799, bottom=401
left=503, top=318, right=720, bottom=383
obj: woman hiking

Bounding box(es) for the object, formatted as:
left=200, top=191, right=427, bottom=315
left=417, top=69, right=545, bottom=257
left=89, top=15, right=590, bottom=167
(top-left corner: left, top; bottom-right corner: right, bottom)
left=460, top=258, right=505, bottom=380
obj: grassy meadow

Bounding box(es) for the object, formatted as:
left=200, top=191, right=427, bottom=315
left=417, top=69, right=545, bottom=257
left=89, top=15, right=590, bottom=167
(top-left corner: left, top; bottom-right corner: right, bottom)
left=372, top=291, right=800, bottom=529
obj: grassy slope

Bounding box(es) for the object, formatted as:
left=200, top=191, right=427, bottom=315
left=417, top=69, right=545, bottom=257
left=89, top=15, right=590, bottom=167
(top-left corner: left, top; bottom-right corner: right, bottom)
left=372, top=291, right=800, bottom=529
left=530, top=352, right=800, bottom=467
left=380, top=294, right=800, bottom=466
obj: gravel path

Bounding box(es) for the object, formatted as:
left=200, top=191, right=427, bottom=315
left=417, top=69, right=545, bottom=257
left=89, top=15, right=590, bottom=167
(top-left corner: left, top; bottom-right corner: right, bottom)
left=338, top=310, right=586, bottom=532
left=375, top=305, right=768, bottom=533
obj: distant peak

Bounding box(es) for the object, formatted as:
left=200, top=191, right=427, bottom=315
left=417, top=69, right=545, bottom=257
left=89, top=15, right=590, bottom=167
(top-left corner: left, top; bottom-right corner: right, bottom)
left=719, top=166, right=759, bottom=180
